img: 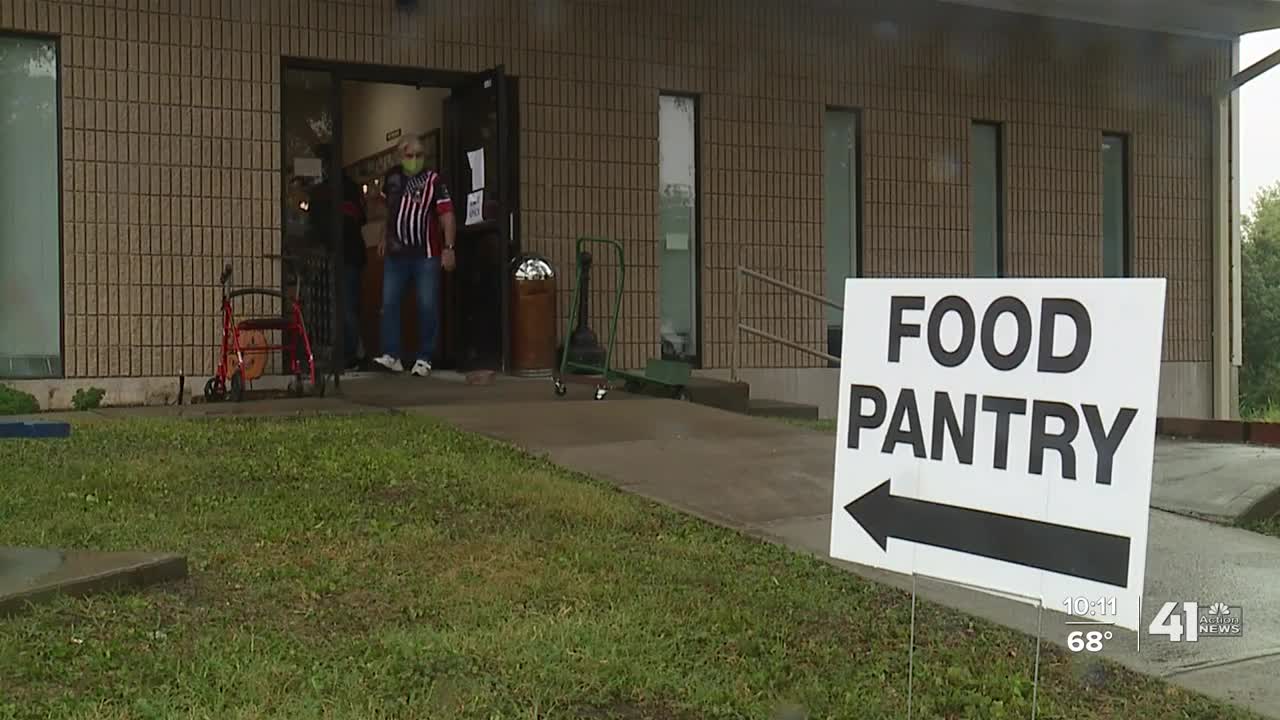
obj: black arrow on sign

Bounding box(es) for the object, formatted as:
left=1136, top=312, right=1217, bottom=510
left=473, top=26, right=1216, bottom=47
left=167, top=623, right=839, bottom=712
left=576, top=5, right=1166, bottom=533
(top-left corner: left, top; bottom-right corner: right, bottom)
left=843, top=480, right=1131, bottom=588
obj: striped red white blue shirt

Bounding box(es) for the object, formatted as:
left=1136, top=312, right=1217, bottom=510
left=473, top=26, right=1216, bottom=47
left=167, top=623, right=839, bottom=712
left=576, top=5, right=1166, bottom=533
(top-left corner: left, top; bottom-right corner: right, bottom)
left=382, top=169, right=454, bottom=258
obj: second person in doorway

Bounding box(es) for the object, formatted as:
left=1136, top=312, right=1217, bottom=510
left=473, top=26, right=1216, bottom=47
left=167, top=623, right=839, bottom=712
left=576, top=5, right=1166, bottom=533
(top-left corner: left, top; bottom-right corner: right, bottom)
left=372, top=135, right=457, bottom=376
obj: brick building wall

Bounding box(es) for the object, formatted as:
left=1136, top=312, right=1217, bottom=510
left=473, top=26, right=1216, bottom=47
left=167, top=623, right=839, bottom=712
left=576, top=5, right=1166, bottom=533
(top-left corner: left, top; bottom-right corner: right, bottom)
left=0, top=0, right=1228, bottom=379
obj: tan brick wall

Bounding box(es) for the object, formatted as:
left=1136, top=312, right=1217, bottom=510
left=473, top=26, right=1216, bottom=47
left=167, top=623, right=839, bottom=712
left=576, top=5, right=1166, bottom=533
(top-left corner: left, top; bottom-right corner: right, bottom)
left=0, top=0, right=1227, bottom=377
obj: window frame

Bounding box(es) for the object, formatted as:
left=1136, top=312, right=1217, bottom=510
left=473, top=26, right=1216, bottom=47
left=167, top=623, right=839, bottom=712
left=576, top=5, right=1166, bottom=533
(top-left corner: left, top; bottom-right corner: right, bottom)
left=823, top=105, right=864, bottom=362
left=656, top=90, right=704, bottom=368
left=0, top=30, right=66, bottom=379
left=1101, top=131, right=1133, bottom=278
left=971, top=120, right=1005, bottom=279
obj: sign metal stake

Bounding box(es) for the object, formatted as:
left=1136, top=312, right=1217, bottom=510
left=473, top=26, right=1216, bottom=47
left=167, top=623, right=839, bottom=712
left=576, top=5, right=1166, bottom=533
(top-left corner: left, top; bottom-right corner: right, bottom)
left=903, top=573, right=1050, bottom=720
left=907, top=573, right=917, bottom=720
left=1031, top=602, right=1044, bottom=720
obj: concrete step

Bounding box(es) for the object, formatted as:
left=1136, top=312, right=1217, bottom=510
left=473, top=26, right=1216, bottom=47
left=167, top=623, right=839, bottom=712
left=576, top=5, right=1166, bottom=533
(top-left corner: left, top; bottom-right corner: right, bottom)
left=679, top=376, right=750, bottom=415
left=748, top=398, right=820, bottom=421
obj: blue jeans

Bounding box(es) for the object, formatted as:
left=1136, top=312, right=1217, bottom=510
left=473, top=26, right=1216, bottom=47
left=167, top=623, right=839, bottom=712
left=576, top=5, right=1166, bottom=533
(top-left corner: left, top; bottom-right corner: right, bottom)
left=380, top=253, right=441, bottom=364
left=341, top=265, right=364, bottom=364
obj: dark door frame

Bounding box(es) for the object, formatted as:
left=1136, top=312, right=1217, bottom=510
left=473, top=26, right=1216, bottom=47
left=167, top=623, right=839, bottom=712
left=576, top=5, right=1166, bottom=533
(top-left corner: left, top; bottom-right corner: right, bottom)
left=278, top=58, right=521, bottom=379
left=443, top=66, right=519, bottom=373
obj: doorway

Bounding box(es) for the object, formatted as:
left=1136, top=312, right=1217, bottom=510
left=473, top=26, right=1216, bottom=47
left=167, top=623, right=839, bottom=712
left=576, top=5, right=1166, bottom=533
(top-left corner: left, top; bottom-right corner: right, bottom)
left=280, top=61, right=519, bottom=376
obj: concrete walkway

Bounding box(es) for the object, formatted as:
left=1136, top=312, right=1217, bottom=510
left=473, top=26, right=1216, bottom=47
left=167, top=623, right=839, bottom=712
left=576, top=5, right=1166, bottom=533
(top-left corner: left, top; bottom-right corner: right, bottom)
left=1154, top=438, right=1280, bottom=523
left=12, top=373, right=1280, bottom=717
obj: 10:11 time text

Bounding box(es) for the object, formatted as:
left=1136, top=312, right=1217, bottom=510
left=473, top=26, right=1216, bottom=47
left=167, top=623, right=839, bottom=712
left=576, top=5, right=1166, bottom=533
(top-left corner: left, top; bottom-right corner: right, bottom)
left=1062, top=596, right=1118, bottom=617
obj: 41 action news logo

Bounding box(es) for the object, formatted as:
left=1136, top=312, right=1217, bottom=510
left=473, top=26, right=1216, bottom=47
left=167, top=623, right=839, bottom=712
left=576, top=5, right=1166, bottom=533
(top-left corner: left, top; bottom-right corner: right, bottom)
left=1149, top=601, right=1244, bottom=642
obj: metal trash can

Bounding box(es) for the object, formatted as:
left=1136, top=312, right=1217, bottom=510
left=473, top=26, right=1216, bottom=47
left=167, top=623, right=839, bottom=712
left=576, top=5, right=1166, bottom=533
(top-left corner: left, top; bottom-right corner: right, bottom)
left=510, top=254, right=557, bottom=377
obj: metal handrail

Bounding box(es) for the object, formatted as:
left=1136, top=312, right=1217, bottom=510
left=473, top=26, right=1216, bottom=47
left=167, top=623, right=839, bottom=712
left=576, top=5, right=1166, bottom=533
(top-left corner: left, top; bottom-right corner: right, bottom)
left=731, top=266, right=842, bottom=381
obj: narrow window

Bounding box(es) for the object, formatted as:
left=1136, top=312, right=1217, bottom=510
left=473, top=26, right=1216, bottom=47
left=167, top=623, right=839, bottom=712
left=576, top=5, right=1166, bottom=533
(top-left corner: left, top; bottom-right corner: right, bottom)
left=972, top=122, right=1004, bottom=278
left=658, top=94, right=700, bottom=364
left=0, top=35, right=63, bottom=378
left=1102, top=134, right=1130, bottom=277
left=824, top=109, right=861, bottom=358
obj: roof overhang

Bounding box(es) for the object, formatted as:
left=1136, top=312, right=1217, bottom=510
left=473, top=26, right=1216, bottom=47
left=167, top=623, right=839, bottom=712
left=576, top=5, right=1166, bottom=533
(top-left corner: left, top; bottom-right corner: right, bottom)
left=938, top=0, right=1280, bottom=38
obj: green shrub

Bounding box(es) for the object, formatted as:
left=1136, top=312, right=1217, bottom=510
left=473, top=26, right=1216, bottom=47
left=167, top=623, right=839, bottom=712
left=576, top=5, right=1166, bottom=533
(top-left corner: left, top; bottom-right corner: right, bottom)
left=72, top=387, right=107, bottom=411
left=0, top=384, right=40, bottom=415
left=1241, top=183, right=1280, bottom=417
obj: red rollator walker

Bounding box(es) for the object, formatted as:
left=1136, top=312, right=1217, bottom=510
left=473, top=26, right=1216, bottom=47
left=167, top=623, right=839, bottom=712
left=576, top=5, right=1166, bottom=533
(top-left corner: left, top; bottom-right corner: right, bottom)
left=204, top=255, right=326, bottom=402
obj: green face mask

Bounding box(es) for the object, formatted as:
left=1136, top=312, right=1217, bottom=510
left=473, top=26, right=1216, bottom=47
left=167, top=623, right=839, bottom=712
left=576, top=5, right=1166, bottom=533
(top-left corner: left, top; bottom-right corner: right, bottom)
left=402, top=158, right=424, bottom=176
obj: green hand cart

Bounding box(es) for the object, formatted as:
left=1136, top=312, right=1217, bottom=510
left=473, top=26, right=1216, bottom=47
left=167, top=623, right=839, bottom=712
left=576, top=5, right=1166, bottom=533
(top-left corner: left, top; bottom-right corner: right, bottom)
left=553, top=237, right=692, bottom=401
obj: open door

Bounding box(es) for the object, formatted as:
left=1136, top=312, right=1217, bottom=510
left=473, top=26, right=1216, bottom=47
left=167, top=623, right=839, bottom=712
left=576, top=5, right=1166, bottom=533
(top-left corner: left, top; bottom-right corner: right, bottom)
left=442, top=66, right=515, bottom=372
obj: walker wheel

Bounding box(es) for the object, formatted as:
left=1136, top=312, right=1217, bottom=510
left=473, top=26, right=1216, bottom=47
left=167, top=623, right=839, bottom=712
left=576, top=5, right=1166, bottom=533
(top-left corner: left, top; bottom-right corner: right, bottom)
left=203, top=377, right=226, bottom=403
left=594, top=387, right=608, bottom=401
left=554, top=381, right=568, bottom=398
left=288, top=371, right=325, bottom=398
left=229, top=370, right=245, bottom=403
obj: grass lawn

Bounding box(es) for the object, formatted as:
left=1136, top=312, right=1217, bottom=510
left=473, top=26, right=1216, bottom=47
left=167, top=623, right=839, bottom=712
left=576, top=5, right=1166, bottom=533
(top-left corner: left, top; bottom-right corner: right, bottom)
left=0, top=415, right=1259, bottom=719
left=1242, top=516, right=1280, bottom=539
left=783, top=418, right=836, bottom=434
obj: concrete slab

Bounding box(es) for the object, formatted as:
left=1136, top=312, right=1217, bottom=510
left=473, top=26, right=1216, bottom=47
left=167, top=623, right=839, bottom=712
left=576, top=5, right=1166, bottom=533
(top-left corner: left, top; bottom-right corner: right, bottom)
left=339, top=372, right=642, bottom=409
left=1153, top=438, right=1280, bottom=523
left=549, top=438, right=834, bottom=525
left=1141, top=511, right=1280, bottom=671
left=748, top=397, right=820, bottom=420
left=416, top=398, right=810, bottom=448
left=0, top=547, right=188, bottom=615
left=1171, top=655, right=1280, bottom=713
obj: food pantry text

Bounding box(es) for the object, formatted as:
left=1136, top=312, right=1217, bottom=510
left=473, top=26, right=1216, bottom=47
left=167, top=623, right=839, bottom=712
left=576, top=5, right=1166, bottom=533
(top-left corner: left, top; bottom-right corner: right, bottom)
left=846, top=295, right=1139, bottom=486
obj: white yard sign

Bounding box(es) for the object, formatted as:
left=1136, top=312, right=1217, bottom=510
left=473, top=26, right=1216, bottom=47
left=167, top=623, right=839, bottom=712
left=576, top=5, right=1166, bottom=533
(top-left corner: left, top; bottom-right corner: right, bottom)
left=829, top=279, right=1166, bottom=632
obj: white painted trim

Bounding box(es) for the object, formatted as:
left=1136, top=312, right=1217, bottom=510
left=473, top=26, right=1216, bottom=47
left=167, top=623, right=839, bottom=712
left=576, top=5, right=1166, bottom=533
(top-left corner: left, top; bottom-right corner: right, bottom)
left=935, top=0, right=1252, bottom=39
left=1231, top=40, right=1243, bottom=372
left=1230, top=46, right=1280, bottom=92
left=1213, top=97, right=1232, bottom=419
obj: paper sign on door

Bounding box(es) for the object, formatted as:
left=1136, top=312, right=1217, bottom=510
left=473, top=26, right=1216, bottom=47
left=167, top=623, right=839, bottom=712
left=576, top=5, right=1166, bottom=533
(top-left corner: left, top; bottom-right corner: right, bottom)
left=467, top=149, right=485, bottom=191
left=465, top=190, right=484, bottom=226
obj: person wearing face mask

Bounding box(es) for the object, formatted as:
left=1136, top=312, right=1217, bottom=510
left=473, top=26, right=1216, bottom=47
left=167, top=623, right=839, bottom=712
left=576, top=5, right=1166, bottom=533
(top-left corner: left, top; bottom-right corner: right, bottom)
left=371, top=135, right=457, bottom=376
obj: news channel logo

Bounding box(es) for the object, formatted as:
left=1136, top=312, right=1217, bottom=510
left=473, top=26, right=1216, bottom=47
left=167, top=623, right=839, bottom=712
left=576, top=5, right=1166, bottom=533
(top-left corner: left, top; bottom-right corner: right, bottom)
left=1149, top=601, right=1244, bottom=642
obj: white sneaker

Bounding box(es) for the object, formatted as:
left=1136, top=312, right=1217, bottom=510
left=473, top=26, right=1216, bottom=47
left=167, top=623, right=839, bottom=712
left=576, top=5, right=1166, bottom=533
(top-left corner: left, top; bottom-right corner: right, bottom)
left=373, top=355, right=404, bottom=373
left=411, top=360, right=432, bottom=377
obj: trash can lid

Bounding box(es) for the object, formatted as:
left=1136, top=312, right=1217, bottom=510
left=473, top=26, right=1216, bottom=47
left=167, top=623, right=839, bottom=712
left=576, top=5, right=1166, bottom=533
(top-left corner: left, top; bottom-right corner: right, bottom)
left=513, top=255, right=555, bottom=281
